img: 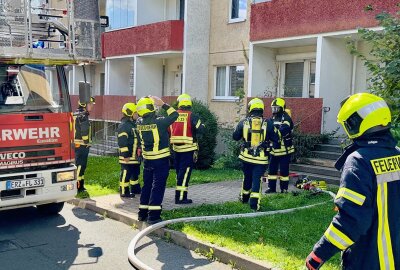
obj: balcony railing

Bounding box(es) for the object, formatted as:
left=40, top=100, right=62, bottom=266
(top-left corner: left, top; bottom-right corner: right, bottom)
left=102, top=20, right=184, bottom=58
left=250, top=0, right=397, bottom=42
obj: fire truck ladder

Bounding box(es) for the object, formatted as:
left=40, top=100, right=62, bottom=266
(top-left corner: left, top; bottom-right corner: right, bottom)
left=0, top=0, right=100, bottom=63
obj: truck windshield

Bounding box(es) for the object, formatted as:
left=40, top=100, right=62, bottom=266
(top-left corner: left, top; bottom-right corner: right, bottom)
left=0, top=64, right=70, bottom=114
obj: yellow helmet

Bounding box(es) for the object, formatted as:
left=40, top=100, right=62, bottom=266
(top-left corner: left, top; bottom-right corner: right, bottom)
left=122, top=103, right=137, bottom=117
left=337, top=93, right=391, bottom=139
left=136, top=97, right=155, bottom=117
left=79, top=97, right=96, bottom=107
left=271, top=98, right=285, bottom=114
left=177, top=93, right=192, bottom=108
left=248, top=98, right=264, bottom=113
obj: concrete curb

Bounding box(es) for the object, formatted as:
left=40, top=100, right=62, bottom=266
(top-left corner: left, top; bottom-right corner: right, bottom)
left=68, top=198, right=278, bottom=270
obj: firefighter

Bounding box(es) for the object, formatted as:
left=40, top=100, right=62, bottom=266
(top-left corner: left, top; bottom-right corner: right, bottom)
left=117, top=103, right=142, bottom=198
left=233, top=98, right=279, bottom=211
left=266, top=98, right=294, bottom=194
left=170, top=94, right=205, bottom=204
left=306, top=93, right=400, bottom=270
left=74, top=97, right=95, bottom=193
left=136, top=96, right=178, bottom=224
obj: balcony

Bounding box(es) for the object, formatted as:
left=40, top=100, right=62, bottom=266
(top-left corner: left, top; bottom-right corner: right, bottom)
left=250, top=0, right=397, bottom=42
left=102, top=20, right=184, bottom=58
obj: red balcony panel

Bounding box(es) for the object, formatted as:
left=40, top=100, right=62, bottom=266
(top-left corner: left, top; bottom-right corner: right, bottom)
left=102, top=20, right=184, bottom=58
left=256, top=97, right=323, bottom=134
left=71, top=95, right=136, bottom=122
left=250, top=0, right=398, bottom=41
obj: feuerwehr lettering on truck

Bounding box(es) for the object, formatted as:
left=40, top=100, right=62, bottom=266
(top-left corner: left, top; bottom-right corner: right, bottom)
left=0, top=127, right=60, bottom=143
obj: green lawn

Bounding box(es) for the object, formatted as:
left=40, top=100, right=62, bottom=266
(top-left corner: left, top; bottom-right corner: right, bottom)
left=78, top=156, right=242, bottom=198
left=163, top=191, right=341, bottom=270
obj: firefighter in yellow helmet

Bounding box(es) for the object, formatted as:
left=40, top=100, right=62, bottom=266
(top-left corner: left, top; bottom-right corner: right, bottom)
left=233, top=98, right=279, bottom=211
left=117, top=103, right=142, bottom=198
left=74, top=96, right=96, bottom=193
left=136, top=96, right=178, bottom=224
left=266, top=97, right=294, bottom=193
left=306, top=93, right=400, bottom=270
left=169, top=94, right=205, bottom=204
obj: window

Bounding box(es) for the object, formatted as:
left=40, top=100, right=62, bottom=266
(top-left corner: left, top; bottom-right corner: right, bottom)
left=230, top=0, right=247, bottom=22
left=280, top=60, right=316, bottom=98
left=215, top=65, right=244, bottom=99
left=100, top=73, right=105, bottom=96
left=106, top=0, right=135, bottom=30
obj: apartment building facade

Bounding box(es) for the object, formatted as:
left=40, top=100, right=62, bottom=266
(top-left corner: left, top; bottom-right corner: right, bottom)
left=249, top=0, right=398, bottom=133
left=64, top=0, right=397, bottom=136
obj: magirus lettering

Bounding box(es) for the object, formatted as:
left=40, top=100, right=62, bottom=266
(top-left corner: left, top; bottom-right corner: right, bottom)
left=0, top=152, right=26, bottom=160
left=0, top=127, right=60, bottom=141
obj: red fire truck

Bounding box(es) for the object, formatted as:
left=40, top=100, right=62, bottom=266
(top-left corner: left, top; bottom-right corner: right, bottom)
left=0, top=0, right=100, bottom=214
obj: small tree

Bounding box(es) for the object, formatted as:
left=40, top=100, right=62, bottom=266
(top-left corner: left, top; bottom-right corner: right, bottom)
left=347, top=5, right=400, bottom=127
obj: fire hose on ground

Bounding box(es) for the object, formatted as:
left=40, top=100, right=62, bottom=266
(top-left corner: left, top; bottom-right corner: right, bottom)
left=128, top=190, right=336, bottom=270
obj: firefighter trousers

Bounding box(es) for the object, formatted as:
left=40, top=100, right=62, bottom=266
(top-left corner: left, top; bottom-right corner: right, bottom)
left=75, top=145, right=90, bottom=191
left=268, top=154, right=291, bottom=192
left=174, top=151, right=194, bottom=202
left=119, top=164, right=141, bottom=196
left=241, top=162, right=266, bottom=210
left=138, top=157, right=169, bottom=222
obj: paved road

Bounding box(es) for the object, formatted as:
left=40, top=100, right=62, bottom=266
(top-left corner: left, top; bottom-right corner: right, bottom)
left=0, top=203, right=231, bottom=270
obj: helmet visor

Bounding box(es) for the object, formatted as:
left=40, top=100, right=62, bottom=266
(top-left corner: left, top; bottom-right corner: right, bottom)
left=343, top=112, right=363, bottom=136
left=271, top=106, right=281, bottom=114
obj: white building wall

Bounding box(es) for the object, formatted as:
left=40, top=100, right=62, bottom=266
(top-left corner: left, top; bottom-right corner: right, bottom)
left=94, top=62, right=105, bottom=96
left=251, top=46, right=277, bottom=97
left=108, top=59, right=132, bottom=95
left=319, top=37, right=353, bottom=133
left=183, top=0, right=210, bottom=102
left=165, top=57, right=183, bottom=96
left=135, top=56, right=163, bottom=98
left=70, top=66, right=95, bottom=95
left=354, top=41, right=372, bottom=94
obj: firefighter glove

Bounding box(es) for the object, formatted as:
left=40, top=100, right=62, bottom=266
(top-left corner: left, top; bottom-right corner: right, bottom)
left=305, top=251, right=324, bottom=270
left=193, top=151, right=198, bottom=163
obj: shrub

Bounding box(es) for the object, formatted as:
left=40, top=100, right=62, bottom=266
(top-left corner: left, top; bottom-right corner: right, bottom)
left=214, top=128, right=242, bottom=170
left=191, top=100, right=219, bottom=169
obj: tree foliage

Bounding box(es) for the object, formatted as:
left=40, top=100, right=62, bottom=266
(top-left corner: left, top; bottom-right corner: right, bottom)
left=347, top=6, right=400, bottom=127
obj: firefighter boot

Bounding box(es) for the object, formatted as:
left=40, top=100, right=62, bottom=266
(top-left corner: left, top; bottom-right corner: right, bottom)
left=147, top=209, right=162, bottom=225
left=239, top=192, right=250, bottom=203
left=280, top=180, right=289, bottom=193
left=77, top=179, right=87, bottom=193
left=265, top=180, right=277, bottom=194
left=175, top=190, right=193, bottom=204
left=130, top=182, right=142, bottom=194
left=138, top=209, right=148, bottom=222
left=120, top=187, right=135, bottom=198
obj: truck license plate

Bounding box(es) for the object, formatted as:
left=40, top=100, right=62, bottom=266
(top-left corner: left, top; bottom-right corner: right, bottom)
left=6, top=178, right=44, bottom=190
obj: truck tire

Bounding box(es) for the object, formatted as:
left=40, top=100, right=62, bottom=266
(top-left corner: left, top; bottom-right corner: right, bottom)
left=37, top=202, right=65, bottom=215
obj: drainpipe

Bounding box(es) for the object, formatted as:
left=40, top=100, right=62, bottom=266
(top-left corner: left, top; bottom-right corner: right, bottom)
left=162, top=59, right=166, bottom=97
left=351, top=41, right=358, bottom=95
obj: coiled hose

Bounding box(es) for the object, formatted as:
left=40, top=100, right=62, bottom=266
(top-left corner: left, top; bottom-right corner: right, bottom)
left=128, top=191, right=336, bottom=270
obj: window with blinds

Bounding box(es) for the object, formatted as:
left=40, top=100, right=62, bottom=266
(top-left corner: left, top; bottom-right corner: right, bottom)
left=284, top=62, right=304, bottom=97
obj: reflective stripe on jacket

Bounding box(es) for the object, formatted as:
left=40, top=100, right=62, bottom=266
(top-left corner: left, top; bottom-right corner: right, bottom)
left=137, top=104, right=179, bottom=160
left=170, top=109, right=205, bottom=153
left=117, top=117, right=140, bottom=164
left=74, top=109, right=92, bottom=146
left=233, top=115, right=279, bottom=165
left=312, top=133, right=400, bottom=269
left=270, top=111, right=294, bottom=156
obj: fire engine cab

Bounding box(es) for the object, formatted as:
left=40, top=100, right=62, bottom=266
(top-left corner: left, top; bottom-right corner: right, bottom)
left=0, top=0, right=100, bottom=214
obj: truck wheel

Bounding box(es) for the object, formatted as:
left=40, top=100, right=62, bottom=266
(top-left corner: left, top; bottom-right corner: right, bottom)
left=37, top=202, right=65, bottom=215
